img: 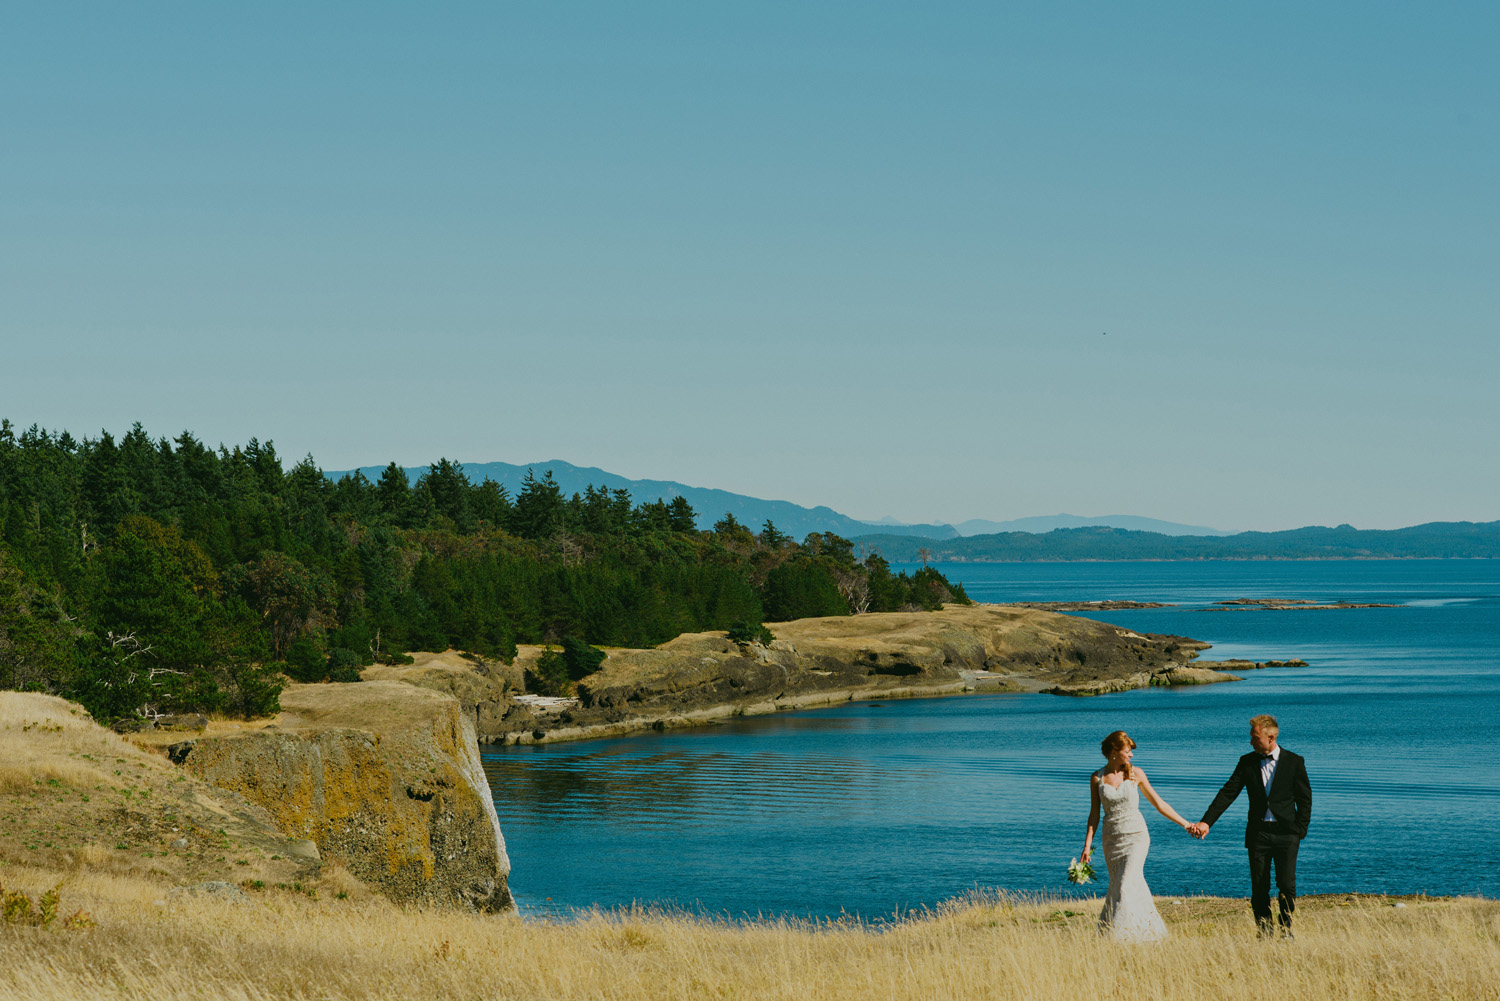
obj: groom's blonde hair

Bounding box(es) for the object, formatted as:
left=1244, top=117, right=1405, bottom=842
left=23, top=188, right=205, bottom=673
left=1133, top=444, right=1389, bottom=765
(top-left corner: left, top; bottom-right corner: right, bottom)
left=1249, top=714, right=1279, bottom=733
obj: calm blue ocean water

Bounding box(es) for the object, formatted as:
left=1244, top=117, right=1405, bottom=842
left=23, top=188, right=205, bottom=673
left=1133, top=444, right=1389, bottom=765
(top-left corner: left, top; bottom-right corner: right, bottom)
left=483, top=560, right=1500, bottom=918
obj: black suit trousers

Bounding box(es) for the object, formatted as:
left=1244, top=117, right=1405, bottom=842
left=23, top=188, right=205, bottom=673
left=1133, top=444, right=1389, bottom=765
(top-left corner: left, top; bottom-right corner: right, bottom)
left=1248, top=822, right=1299, bottom=929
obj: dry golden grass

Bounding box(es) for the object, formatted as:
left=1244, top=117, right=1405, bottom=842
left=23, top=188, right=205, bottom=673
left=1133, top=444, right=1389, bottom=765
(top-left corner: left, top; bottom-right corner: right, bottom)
left=0, top=758, right=107, bottom=795
left=0, top=860, right=1495, bottom=1001
left=0, top=694, right=118, bottom=844
left=0, top=693, right=324, bottom=888
left=0, top=695, right=116, bottom=794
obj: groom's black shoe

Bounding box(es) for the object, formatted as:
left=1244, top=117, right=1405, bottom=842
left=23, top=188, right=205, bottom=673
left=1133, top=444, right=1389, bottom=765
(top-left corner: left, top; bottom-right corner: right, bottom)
left=1257, top=919, right=1275, bottom=939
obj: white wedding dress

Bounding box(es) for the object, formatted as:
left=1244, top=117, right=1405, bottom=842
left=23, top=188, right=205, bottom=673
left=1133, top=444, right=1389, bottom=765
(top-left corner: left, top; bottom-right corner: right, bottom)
left=1096, top=774, right=1169, bottom=943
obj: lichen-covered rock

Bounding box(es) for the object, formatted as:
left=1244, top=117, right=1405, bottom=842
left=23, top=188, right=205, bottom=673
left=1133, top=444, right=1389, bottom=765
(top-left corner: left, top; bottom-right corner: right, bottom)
left=177, top=682, right=513, bottom=914
left=1154, top=666, right=1241, bottom=687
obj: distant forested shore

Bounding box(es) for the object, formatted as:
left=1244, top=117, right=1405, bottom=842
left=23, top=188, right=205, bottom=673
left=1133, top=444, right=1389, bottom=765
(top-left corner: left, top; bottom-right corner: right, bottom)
left=0, top=421, right=967, bottom=723
left=855, top=521, right=1500, bottom=562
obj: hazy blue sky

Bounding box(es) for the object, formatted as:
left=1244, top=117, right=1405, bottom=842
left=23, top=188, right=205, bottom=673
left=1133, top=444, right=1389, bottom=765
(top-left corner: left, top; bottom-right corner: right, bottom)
left=2, top=2, right=1495, bottom=531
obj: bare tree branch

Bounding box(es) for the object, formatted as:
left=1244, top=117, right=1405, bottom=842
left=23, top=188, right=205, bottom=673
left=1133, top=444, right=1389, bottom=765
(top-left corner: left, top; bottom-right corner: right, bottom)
left=832, top=567, right=871, bottom=615
left=106, top=631, right=156, bottom=660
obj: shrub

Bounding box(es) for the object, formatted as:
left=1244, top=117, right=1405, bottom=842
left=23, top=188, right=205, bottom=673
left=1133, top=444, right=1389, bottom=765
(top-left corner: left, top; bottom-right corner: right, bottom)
left=327, top=648, right=363, bottom=683
left=283, top=635, right=327, bottom=683
left=559, top=636, right=606, bottom=679
left=525, top=649, right=570, bottom=697
left=525, top=636, right=606, bottom=696
left=221, top=660, right=284, bottom=717
left=727, top=621, right=774, bottom=645
left=1, top=879, right=91, bottom=929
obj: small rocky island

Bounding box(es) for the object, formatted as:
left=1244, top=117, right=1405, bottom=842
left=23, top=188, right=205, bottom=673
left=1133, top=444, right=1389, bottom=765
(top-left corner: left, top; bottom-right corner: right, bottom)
left=1205, top=598, right=1402, bottom=610
left=1005, top=600, right=1176, bottom=611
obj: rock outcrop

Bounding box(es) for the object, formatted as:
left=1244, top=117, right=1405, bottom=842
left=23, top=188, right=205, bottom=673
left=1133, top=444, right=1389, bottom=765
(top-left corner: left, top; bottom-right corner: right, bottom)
left=173, top=681, right=513, bottom=914
left=467, top=604, right=1223, bottom=745
left=363, top=651, right=518, bottom=735
left=1046, top=664, right=1241, bottom=696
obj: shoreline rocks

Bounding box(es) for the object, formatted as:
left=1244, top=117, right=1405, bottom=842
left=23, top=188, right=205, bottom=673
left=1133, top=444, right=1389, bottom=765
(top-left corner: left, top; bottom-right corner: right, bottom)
left=1194, top=658, right=1308, bottom=670
left=1006, top=600, right=1176, bottom=611
left=1206, top=598, right=1401, bottom=610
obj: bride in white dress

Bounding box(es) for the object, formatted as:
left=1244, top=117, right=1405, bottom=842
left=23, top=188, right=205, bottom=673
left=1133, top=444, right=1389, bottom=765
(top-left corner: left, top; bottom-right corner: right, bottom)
left=1081, top=730, right=1195, bottom=943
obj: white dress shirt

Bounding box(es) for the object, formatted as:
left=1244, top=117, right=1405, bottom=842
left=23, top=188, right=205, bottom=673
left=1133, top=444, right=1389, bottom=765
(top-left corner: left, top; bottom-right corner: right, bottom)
left=1260, top=745, right=1281, bottom=821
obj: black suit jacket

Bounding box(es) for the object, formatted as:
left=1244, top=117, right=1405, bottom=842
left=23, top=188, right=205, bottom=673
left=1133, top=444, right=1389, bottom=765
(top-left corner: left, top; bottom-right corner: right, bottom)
left=1200, top=748, right=1311, bottom=843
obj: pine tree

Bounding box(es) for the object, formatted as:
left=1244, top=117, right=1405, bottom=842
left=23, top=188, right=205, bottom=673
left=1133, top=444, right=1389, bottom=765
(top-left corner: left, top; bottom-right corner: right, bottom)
left=376, top=463, right=411, bottom=522
left=667, top=496, right=697, bottom=533
left=759, top=520, right=788, bottom=550
left=421, top=458, right=475, bottom=532
left=513, top=470, right=564, bottom=539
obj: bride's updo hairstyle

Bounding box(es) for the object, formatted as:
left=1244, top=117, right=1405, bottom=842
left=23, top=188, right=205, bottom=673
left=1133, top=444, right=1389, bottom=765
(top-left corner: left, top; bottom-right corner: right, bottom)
left=1101, top=731, right=1137, bottom=779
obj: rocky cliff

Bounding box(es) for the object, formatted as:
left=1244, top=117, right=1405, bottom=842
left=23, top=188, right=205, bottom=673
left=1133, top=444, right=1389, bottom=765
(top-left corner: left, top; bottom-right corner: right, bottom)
left=172, top=681, right=513, bottom=913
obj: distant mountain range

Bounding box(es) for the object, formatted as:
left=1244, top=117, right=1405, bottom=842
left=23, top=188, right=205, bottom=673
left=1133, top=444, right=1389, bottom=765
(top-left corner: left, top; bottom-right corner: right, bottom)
left=325, top=459, right=959, bottom=541
left=326, top=460, right=1233, bottom=540
left=953, top=514, right=1230, bottom=537
left=854, top=522, right=1500, bottom=562
left=326, top=459, right=1496, bottom=559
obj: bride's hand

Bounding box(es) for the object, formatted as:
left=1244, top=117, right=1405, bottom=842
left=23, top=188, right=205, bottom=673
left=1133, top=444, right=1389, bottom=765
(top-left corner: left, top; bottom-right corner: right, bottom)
left=1081, top=846, right=1092, bottom=863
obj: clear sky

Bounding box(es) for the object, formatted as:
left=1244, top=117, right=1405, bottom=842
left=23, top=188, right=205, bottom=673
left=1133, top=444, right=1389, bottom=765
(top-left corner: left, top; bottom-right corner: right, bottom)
left=2, top=2, right=1495, bottom=531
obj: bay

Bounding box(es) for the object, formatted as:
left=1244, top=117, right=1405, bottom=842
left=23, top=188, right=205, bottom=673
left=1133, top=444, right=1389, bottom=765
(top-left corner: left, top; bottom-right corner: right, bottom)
left=482, top=559, right=1500, bottom=918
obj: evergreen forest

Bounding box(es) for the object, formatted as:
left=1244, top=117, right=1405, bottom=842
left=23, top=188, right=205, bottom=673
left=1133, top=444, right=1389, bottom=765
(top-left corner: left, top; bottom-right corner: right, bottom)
left=0, top=421, right=969, bottom=723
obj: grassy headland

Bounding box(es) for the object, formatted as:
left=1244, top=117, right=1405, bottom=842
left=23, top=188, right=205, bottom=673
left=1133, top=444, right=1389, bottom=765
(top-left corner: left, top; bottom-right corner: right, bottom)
left=353, top=604, right=1229, bottom=746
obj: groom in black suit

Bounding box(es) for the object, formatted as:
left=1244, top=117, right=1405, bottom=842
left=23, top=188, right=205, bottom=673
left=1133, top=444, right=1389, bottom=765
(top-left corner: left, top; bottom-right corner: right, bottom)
left=1188, top=714, right=1312, bottom=937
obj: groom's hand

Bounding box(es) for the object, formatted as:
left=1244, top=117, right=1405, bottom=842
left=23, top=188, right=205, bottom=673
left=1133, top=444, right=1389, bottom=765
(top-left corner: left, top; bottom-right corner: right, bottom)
left=1187, top=822, right=1209, bottom=839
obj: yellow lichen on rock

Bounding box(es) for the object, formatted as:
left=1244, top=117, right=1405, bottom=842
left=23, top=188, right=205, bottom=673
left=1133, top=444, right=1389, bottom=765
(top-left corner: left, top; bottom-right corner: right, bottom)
left=175, top=681, right=513, bottom=913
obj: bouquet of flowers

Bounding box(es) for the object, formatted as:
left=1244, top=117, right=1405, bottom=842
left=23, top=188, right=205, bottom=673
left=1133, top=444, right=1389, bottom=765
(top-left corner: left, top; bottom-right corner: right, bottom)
left=1067, top=856, right=1096, bottom=885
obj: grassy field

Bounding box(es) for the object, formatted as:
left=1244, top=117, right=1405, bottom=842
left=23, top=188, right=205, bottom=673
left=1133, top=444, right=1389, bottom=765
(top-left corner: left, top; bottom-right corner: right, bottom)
left=1, top=861, right=1496, bottom=1001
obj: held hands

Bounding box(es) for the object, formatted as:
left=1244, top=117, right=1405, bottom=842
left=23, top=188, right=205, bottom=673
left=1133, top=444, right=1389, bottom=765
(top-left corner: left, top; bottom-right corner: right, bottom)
left=1185, top=822, right=1209, bottom=839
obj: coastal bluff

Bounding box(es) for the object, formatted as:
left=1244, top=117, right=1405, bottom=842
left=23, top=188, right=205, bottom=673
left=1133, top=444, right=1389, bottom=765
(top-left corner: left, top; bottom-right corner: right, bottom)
left=0, top=691, right=323, bottom=890
left=168, top=682, right=514, bottom=914
left=460, top=604, right=1227, bottom=745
